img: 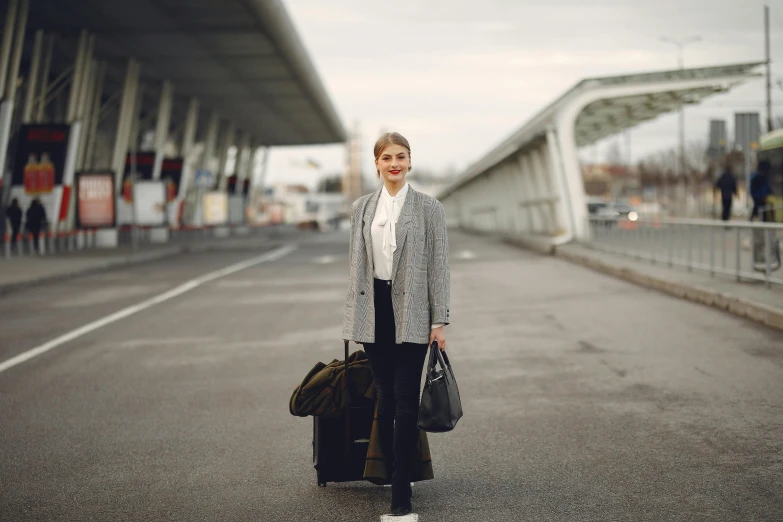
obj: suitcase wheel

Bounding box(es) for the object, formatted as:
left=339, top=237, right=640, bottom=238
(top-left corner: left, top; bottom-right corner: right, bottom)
left=317, top=471, right=327, bottom=487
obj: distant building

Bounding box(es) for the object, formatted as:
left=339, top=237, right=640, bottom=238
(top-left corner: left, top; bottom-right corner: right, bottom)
left=255, top=183, right=345, bottom=230
left=582, top=163, right=639, bottom=200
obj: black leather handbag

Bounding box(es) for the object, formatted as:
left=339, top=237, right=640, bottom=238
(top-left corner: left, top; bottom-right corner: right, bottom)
left=417, top=342, right=463, bottom=433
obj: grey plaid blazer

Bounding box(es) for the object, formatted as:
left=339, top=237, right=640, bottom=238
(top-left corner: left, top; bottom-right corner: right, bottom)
left=342, top=185, right=450, bottom=344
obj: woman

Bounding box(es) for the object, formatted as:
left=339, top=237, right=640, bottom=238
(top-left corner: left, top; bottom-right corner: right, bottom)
left=342, top=132, right=450, bottom=516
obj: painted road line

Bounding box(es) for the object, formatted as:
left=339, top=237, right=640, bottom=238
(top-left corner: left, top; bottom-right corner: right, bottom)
left=380, top=514, right=418, bottom=521
left=0, top=244, right=297, bottom=374
left=456, top=250, right=476, bottom=259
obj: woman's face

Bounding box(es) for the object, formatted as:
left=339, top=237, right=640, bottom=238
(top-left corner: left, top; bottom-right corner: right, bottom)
left=376, top=144, right=411, bottom=184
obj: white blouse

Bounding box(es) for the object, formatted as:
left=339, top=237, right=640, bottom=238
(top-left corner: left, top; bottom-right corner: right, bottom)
left=370, top=183, right=443, bottom=330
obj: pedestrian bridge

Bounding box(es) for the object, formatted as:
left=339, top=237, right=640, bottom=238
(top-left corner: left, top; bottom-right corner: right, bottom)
left=437, top=63, right=763, bottom=245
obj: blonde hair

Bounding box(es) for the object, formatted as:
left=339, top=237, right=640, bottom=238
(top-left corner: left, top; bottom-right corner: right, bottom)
left=374, top=132, right=411, bottom=178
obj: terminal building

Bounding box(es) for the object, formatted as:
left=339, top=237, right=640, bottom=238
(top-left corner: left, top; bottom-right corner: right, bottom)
left=0, top=0, right=345, bottom=248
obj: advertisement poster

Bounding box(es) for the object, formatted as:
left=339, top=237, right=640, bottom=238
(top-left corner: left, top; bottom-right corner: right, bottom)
left=75, top=171, right=116, bottom=229
left=228, top=194, right=245, bottom=225
left=121, top=153, right=183, bottom=202
left=9, top=124, right=70, bottom=223
left=117, top=181, right=167, bottom=226
left=203, top=191, right=228, bottom=225
left=120, top=152, right=154, bottom=201
left=161, top=158, right=184, bottom=202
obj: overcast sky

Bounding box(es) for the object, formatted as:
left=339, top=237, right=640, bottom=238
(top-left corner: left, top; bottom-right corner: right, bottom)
left=264, top=0, right=783, bottom=190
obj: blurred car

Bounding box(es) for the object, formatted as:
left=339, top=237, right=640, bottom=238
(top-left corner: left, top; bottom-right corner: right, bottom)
left=591, top=200, right=639, bottom=225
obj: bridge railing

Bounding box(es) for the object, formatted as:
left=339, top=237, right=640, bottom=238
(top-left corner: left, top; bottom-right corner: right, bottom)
left=584, top=216, right=783, bottom=289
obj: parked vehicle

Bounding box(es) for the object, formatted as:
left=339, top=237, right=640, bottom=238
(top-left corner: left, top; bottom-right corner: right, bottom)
left=588, top=199, right=639, bottom=224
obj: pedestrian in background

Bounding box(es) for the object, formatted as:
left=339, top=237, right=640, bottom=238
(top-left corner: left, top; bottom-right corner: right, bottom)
left=342, top=132, right=450, bottom=516
left=714, top=165, right=737, bottom=221
left=25, top=198, right=47, bottom=252
left=6, top=198, right=22, bottom=248
left=750, top=160, right=772, bottom=222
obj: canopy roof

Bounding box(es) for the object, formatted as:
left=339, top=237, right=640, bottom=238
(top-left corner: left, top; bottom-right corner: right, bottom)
left=26, top=0, right=346, bottom=145
left=440, top=62, right=763, bottom=199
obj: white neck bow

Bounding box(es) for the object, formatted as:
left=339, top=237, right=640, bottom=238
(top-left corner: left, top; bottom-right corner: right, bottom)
left=376, top=184, right=408, bottom=264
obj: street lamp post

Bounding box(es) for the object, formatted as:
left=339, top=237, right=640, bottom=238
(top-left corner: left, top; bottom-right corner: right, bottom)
left=660, top=35, right=701, bottom=216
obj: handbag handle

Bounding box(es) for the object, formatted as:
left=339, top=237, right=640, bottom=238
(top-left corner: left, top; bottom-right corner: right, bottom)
left=427, top=341, right=452, bottom=382
left=428, top=341, right=452, bottom=367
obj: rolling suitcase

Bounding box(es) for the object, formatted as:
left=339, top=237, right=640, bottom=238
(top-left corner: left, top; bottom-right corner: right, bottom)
left=313, top=340, right=375, bottom=487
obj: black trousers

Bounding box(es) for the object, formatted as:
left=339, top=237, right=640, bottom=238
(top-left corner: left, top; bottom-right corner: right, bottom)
left=721, top=198, right=732, bottom=221
left=9, top=223, right=20, bottom=245
left=751, top=199, right=770, bottom=222
left=364, top=278, right=427, bottom=490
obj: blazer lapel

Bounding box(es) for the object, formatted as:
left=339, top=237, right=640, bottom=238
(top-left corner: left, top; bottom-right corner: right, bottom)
left=363, top=188, right=382, bottom=275
left=391, top=187, right=415, bottom=277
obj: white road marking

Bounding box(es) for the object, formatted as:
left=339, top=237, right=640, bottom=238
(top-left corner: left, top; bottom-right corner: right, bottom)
left=0, top=244, right=297, bottom=374
left=456, top=250, right=476, bottom=259
left=380, top=514, right=418, bottom=521
left=108, top=337, right=220, bottom=348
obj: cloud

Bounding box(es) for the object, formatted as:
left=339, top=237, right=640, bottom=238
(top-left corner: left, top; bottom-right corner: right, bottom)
left=279, top=0, right=782, bottom=180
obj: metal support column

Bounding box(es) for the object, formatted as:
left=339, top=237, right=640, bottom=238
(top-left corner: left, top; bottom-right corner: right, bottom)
left=217, top=121, right=235, bottom=191
left=76, top=58, right=99, bottom=169
left=82, top=61, right=105, bottom=170
left=127, top=84, right=145, bottom=153
left=35, top=35, right=54, bottom=122
left=234, top=131, right=250, bottom=193
left=0, top=0, right=19, bottom=101
left=178, top=97, right=199, bottom=199
left=546, top=127, right=573, bottom=239
left=98, top=58, right=140, bottom=249
left=255, top=146, right=269, bottom=194
left=150, top=80, right=173, bottom=243
left=4, top=0, right=28, bottom=104
left=60, top=33, right=94, bottom=237
left=21, top=30, right=43, bottom=123
left=0, top=0, right=28, bottom=210
left=66, top=31, right=89, bottom=123
left=151, top=80, right=173, bottom=180
left=242, top=136, right=255, bottom=187
left=201, top=109, right=219, bottom=173
left=75, top=37, right=95, bottom=120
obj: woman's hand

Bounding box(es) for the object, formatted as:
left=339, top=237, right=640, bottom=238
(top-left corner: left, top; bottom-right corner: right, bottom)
left=429, top=326, right=446, bottom=351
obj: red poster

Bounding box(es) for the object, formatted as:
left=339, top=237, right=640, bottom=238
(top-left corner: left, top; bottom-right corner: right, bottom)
left=59, top=186, right=71, bottom=221
left=76, top=172, right=116, bottom=229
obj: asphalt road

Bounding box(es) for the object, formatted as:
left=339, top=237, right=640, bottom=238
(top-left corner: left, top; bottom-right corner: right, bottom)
left=1, top=229, right=781, bottom=521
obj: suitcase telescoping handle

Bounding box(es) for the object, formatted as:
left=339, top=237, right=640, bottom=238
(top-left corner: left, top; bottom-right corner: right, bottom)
left=343, top=340, right=351, bottom=467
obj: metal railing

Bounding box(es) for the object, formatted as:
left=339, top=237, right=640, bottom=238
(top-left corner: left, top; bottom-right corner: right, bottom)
left=585, top=216, right=783, bottom=288
left=2, top=222, right=277, bottom=260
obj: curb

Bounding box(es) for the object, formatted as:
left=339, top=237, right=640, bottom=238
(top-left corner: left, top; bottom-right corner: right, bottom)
left=0, top=239, right=282, bottom=296
left=502, top=235, right=556, bottom=256
left=0, top=247, right=183, bottom=296
left=555, top=247, right=783, bottom=333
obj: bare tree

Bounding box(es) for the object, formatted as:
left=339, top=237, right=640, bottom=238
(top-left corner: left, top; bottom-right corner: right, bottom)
left=605, top=140, right=624, bottom=167
left=684, top=141, right=708, bottom=179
